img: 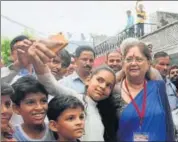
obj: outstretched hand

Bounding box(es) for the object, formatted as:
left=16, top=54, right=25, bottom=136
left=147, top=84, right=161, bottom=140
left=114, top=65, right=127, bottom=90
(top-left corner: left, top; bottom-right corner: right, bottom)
left=16, top=38, right=65, bottom=75
left=28, top=41, right=55, bottom=74
left=38, top=39, right=67, bottom=53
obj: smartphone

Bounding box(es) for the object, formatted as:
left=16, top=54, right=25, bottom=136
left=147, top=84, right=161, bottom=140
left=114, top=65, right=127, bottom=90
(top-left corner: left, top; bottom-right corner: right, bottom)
left=48, top=33, right=68, bottom=53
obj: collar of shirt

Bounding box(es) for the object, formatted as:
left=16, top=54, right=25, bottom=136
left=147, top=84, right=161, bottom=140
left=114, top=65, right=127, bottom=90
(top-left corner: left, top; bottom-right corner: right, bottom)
left=165, top=78, right=177, bottom=95
left=85, top=95, right=97, bottom=107
left=71, top=71, right=85, bottom=83
left=165, top=78, right=173, bottom=85
left=18, top=66, right=36, bottom=77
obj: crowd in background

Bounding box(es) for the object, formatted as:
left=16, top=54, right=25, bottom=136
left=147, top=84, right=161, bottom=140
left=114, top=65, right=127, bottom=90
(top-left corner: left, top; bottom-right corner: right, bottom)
left=1, top=2, right=178, bottom=142
left=1, top=32, right=178, bottom=142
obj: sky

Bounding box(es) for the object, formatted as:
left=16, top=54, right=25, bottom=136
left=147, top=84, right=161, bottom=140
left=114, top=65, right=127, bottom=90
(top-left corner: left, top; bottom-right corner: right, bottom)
left=1, top=1, right=178, bottom=40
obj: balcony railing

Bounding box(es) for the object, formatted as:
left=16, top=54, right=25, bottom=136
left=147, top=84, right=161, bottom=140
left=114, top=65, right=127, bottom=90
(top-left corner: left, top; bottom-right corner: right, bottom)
left=94, top=23, right=157, bottom=57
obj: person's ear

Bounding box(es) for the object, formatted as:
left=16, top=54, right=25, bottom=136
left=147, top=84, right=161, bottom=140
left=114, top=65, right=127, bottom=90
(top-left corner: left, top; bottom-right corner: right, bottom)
left=12, top=104, right=21, bottom=115
left=49, top=120, right=58, bottom=132
left=85, top=74, right=92, bottom=86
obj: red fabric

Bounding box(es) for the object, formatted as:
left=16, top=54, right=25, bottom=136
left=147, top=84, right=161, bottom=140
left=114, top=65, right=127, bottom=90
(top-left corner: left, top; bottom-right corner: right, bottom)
left=93, top=55, right=106, bottom=67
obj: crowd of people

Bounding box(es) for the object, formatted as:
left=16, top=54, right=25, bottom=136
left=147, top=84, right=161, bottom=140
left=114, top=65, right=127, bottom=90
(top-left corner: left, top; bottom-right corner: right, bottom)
left=1, top=33, right=178, bottom=142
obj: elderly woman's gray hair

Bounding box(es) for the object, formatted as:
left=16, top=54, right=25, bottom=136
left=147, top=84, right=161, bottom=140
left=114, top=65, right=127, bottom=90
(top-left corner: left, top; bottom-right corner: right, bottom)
left=120, top=38, right=139, bottom=55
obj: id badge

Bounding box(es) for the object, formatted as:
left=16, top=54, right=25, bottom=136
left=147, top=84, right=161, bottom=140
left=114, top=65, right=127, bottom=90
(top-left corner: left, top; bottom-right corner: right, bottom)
left=133, top=132, right=149, bottom=141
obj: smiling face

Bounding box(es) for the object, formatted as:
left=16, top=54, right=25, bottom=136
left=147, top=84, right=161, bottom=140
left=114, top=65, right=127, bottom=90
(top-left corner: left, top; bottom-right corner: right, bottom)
left=106, top=52, right=122, bottom=73
left=87, top=70, right=115, bottom=101
left=47, top=55, right=65, bottom=80
left=49, top=107, right=85, bottom=141
left=14, top=92, right=48, bottom=125
left=123, top=46, right=150, bottom=80
left=1, top=95, right=13, bottom=132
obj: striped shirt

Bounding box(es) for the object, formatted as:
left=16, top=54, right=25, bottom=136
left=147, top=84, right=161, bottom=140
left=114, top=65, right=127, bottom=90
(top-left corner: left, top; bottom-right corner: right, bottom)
left=136, top=10, right=146, bottom=23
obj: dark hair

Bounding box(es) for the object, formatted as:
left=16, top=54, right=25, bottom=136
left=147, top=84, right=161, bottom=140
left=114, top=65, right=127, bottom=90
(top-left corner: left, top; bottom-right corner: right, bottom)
left=123, top=41, right=152, bottom=61
left=47, top=95, right=84, bottom=121
left=75, top=45, right=95, bottom=58
left=11, top=75, right=48, bottom=106
left=97, top=95, right=118, bottom=142
left=106, top=50, right=122, bottom=61
left=153, top=51, right=169, bottom=60
left=169, top=64, right=178, bottom=75
left=153, top=51, right=169, bottom=65
left=87, top=65, right=118, bottom=142
left=70, top=53, right=75, bottom=59
left=56, top=49, right=71, bottom=68
left=126, top=10, right=131, bottom=13
left=47, top=95, right=84, bottom=140
left=91, top=65, right=116, bottom=85
left=1, top=82, right=14, bottom=97
left=10, top=35, right=29, bottom=51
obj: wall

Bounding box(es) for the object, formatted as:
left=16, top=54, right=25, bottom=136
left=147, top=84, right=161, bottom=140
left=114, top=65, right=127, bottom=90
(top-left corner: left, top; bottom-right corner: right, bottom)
left=141, top=21, right=178, bottom=64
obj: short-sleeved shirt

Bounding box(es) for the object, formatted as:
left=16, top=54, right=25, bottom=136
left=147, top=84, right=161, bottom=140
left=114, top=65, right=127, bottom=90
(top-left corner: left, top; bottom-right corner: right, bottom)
left=136, top=10, right=146, bottom=24
left=126, top=16, right=134, bottom=29
left=13, top=123, right=55, bottom=141
left=10, top=67, right=36, bottom=85
left=58, top=71, right=86, bottom=94
left=165, top=78, right=178, bottom=110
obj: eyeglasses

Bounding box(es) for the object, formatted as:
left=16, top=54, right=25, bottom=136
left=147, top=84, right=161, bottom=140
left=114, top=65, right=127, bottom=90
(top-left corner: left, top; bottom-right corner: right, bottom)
left=124, top=57, right=146, bottom=63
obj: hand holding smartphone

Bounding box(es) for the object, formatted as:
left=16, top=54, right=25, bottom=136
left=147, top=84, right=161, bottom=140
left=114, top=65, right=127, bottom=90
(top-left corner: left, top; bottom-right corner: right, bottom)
left=45, top=32, right=68, bottom=53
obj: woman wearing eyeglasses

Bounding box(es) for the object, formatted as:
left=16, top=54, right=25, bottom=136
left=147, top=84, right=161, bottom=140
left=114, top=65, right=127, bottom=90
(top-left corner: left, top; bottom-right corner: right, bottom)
left=114, top=41, right=175, bottom=141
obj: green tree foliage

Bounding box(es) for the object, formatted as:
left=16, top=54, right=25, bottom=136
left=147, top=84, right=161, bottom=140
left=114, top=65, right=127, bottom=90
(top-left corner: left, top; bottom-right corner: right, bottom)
left=22, top=29, right=35, bottom=39
left=1, top=29, right=34, bottom=66
left=1, top=37, right=12, bottom=66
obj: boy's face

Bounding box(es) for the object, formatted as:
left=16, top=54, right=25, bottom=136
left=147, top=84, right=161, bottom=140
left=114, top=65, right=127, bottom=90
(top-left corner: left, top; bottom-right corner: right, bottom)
left=1, top=95, right=13, bottom=131
left=14, top=92, right=48, bottom=125
left=49, top=107, right=85, bottom=141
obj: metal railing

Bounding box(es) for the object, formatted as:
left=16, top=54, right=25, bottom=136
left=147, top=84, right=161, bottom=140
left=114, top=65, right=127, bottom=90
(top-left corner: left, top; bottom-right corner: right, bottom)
left=94, top=23, right=157, bottom=57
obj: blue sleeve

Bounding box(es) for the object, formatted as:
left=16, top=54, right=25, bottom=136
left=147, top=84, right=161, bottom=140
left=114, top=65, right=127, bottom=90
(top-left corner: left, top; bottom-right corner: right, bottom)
left=131, top=16, right=134, bottom=26
left=126, top=19, right=129, bottom=29
left=157, top=80, right=175, bottom=141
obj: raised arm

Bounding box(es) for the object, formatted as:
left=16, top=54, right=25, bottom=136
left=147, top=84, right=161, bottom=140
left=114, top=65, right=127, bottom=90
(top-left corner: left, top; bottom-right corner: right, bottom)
left=1, top=39, right=33, bottom=83
left=27, top=41, right=80, bottom=99
left=37, top=68, right=78, bottom=98
left=135, top=1, right=139, bottom=12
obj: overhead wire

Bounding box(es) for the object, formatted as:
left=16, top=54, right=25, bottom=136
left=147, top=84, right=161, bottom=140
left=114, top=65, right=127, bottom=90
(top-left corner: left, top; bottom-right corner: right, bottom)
left=1, top=14, right=48, bottom=37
